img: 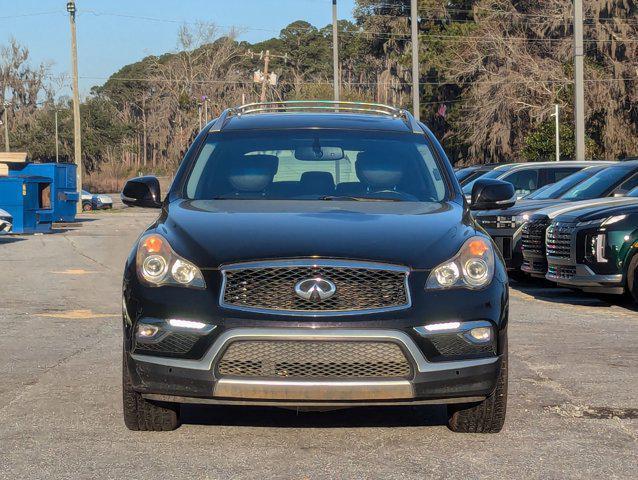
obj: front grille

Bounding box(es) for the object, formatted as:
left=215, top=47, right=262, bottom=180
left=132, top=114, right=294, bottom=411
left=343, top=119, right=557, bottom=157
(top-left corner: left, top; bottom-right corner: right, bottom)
left=430, top=334, right=496, bottom=357
left=546, top=222, right=575, bottom=259
left=135, top=332, right=200, bottom=354
left=216, top=340, right=412, bottom=379
left=547, top=264, right=577, bottom=280
left=221, top=261, right=409, bottom=314
left=522, top=259, right=547, bottom=274
left=522, top=217, right=549, bottom=256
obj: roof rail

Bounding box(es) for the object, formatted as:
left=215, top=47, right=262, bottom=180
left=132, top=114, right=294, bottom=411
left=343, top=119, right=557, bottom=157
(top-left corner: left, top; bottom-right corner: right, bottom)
left=209, top=101, right=423, bottom=134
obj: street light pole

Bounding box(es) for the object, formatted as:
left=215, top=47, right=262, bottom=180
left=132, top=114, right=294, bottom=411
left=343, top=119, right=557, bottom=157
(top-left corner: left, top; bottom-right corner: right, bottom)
left=411, top=0, right=420, bottom=121
left=67, top=1, right=83, bottom=213
left=573, top=0, right=586, bottom=161
left=2, top=105, right=9, bottom=152
left=332, top=0, right=340, bottom=102
left=553, top=104, right=560, bottom=162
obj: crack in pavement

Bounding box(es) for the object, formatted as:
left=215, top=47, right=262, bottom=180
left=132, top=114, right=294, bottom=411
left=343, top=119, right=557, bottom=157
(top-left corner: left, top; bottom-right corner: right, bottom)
left=63, top=235, right=113, bottom=272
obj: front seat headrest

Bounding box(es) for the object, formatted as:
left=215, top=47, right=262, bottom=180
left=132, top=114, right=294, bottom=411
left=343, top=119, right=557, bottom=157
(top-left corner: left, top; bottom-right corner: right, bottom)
left=228, top=154, right=279, bottom=192
left=356, top=151, right=404, bottom=189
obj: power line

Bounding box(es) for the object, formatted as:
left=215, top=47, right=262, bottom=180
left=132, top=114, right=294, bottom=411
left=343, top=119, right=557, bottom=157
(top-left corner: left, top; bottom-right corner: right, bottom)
left=0, top=10, right=62, bottom=20
left=75, top=10, right=638, bottom=44
left=45, top=74, right=637, bottom=87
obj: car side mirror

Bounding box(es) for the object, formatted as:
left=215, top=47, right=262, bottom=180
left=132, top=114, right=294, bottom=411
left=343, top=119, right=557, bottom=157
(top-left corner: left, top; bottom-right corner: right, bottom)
left=470, top=179, right=516, bottom=211
left=121, top=176, right=162, bottom=208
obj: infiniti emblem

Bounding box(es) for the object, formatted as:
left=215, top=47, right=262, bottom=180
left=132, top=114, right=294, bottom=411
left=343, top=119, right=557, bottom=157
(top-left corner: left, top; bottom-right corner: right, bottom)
left=294, top=277, right=337, bottom=302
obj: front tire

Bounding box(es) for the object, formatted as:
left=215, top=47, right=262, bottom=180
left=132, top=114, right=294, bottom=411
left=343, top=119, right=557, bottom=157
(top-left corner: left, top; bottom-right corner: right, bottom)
left=82, top=202, right=93, bottom=212
left=627, top=255, right=638, bottom=305
left=122, top=353, right=181, bottom=431
left=447, top=352, right=508, bottom=433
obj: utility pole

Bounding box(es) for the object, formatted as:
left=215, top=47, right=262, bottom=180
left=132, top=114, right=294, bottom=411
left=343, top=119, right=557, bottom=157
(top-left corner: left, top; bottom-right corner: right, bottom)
left=204, top=96, right=209, bottom=123
left=2, top=105, right=8, bottom=152
left=67, top=0, right=82, bottom=212
left=54, top=109, right=60, bottom=162
left=332, top=0, right=340, bottom=101
left=260, top=50, right=271, bottom=102
left=573, top=0, right=585, bottom=161
left=411, top=0, right=420, bottom=121
left=552, top=104, right=560, bottom=162
left=198, top=103, right=202, bottom=130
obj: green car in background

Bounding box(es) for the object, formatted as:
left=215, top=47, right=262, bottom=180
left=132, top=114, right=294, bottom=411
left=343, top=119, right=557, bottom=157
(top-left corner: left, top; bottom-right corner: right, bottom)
left=545, top=188, right=638, bottom=303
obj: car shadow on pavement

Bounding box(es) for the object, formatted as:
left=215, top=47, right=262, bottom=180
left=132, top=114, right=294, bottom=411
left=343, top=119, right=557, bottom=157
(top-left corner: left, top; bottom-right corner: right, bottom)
left=181, top=404, right=448, bottom=429
left=510, top=277, right=638, bottom=312
left=0, top=236, right=27, bottom=244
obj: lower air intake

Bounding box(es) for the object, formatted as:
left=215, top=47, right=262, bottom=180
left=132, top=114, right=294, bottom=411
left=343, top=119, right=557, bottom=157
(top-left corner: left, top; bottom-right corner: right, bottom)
left=216, top=340, right=412, bottom=379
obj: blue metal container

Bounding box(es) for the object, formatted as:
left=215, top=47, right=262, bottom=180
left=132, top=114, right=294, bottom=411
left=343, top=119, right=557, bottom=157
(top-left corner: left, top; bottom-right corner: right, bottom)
left=0, top=176, right=53, bottom=234
left=7, top=162, right=78, bottom=222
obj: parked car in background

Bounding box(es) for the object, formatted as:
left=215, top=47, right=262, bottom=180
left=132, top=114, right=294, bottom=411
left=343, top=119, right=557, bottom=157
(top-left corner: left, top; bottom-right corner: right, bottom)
left=81, top=190, right=113, bottom=211
left=456, top=163, right=506, bottom=187
left=463, top=161, right=595, bottom=200
left=544, top=188, right=638, bottom=302
left=474, top=163, right=613, bottom=272
left=521, top=161, right=638, bottom=276
left=0, top=208, right=12, bottom=233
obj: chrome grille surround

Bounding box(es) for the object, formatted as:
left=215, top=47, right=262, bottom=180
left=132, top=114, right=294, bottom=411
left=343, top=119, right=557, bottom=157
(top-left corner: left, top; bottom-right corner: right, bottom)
left=546, top=222, right=576, bottom=259
left=216, top=340, right=412, bottom=379
left=220, top=259, right=411, bottom=316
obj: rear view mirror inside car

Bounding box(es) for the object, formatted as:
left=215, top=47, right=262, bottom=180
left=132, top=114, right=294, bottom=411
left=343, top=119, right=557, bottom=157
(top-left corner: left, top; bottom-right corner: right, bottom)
left=295, top=145, right=344, bottom=161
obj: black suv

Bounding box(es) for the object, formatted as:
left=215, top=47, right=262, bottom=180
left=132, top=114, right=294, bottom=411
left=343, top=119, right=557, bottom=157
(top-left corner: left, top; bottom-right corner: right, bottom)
left=521, top=161, right=638, bottom=276
left=120, top=101, right=513, bottom=433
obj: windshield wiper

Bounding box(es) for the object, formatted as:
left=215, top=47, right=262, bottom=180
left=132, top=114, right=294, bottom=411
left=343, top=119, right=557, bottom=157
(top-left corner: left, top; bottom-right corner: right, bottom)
left=318, top=195, right=403, bottom=202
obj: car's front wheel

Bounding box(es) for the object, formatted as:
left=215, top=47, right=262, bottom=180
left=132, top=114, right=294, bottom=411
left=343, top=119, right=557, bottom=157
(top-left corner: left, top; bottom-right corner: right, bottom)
left=627, top=254, right=638, bottom=305
left=122, top=353, right=181, bottom=431
left=446, top=349, right=508, bottom=434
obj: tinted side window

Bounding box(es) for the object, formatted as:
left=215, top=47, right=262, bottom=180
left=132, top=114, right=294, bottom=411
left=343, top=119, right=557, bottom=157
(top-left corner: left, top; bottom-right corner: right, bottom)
left=544, top=167, right=580, bottom=184
left=615, top=172, right=638, bottom=194
left=503, top=169, right=539, bottom=196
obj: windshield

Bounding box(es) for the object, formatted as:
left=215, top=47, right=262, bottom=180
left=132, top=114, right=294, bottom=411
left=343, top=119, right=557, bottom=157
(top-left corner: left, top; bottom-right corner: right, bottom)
left=462, top=167, right=512, bottom=193
left=184, top=130, right=448, bottom=202
left=526, top=168, right=602, bottom=200
left=561, top=166, right=632, bottom=201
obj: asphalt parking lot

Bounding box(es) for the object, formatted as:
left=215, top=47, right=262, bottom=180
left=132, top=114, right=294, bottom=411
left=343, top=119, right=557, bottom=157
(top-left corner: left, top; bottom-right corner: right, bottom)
left=0, top=210, right=636, bottom=480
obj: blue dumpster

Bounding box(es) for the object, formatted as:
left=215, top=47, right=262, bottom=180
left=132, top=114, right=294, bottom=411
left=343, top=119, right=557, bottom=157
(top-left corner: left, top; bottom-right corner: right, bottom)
left=8, top=162, right=78, bottom=222
left=0, top=175, right=53, bottom=233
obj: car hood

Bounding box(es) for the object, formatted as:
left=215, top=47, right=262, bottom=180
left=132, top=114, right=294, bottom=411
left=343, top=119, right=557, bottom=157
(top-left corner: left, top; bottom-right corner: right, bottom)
left=553, top=198, right=638, bottom=223
left=534, top=197, right=638, bottom=220
left=474, top=199, right=566, bottom=218
left=158, top=199, right=473, bottom=270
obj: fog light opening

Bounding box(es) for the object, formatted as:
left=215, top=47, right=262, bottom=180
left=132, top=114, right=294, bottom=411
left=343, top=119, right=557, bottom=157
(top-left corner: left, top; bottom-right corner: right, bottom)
left=137, top=324, right=160, bottom=338
left=467, top=326, right=492, bottom=343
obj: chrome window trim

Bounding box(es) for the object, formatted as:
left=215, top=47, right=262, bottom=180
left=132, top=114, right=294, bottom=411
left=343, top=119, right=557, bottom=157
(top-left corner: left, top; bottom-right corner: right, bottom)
left=218, top=259, right=412, bottom=316
left=131, top=327, right=499, bottom=374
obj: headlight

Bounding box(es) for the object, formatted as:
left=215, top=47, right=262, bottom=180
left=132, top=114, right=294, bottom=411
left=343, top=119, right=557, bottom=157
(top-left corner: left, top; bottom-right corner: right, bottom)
left=426, top=236, right=495, bottom=290
left=136, top=234, right=206, bottom=288
left=514, top=212, right=531, bottom=226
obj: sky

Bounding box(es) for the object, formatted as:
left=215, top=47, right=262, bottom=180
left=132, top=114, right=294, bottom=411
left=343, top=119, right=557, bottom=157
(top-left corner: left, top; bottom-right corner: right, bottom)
left=2, top=0, right=357, bottom=96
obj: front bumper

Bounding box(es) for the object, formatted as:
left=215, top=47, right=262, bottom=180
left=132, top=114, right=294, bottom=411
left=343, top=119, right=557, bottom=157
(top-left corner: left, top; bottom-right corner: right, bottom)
left=128, top=327, right=502, bottom=406
left=546, top=259, right=624, bottom=294
left=0, top=217, right=12, bottom=233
